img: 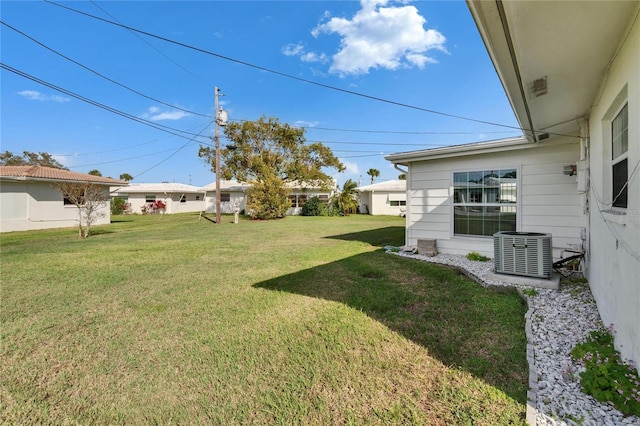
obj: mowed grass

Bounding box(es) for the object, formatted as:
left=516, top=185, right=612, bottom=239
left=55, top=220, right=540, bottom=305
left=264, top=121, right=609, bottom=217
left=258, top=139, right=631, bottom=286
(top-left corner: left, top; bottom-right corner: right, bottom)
left=1, top=214, right=528, bottom=425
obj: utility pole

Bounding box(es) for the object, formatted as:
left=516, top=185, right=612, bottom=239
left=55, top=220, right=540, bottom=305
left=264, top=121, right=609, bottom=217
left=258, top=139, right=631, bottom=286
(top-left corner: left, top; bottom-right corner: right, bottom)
left=214, top=87, right=228, bottom=224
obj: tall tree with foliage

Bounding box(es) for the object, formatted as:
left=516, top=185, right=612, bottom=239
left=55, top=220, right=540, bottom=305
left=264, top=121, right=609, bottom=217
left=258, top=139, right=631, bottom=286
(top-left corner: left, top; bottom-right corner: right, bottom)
left=0, top=150, right=68, bottom=169
left=199, top=116, right=344, bottom=219
left=334, top=179, right=359, bottom=215
left=367, top=168, right=380, bottom=184
left=88, top=169, right=102, bottom=176
left=51, top=182, right=110, bottom=238
left=119, top=173, right=133, bottom=182
left=398, top=173, right=406, bottom=180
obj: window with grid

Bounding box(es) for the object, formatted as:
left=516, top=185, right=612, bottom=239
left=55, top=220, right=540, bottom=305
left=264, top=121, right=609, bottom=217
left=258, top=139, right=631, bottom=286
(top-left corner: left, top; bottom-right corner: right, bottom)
left=220, top=193, right=231, bottom=202
left=611, top=103, right=628, bottom=208
left=453, top=169, right=517, bottom=237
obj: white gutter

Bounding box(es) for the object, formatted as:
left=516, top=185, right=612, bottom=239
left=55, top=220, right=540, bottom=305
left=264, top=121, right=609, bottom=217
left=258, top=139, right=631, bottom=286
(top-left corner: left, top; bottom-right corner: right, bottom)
left=385, top=136, right=533, bottom=164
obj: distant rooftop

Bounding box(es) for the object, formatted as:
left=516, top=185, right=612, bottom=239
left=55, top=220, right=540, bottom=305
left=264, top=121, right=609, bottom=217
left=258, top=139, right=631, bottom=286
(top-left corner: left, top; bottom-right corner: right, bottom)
left=0, top=166, right=126, bottom=185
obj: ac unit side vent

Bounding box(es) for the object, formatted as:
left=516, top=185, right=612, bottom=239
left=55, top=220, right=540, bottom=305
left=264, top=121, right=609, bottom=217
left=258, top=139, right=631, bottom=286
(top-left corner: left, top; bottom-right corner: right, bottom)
left=494, top=232, right=552, bottom=279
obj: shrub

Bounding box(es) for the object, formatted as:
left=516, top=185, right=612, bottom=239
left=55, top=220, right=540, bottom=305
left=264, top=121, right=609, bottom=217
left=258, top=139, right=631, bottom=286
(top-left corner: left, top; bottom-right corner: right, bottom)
left=142, top=200, right=166, bottom=215
left=110, top=197, right=127, bottom=215
left=245, top=177, right=290, bottom=220
left=571, top=327, right=640, bottom=416
left=466, top=251, right=490, bottom=262
left=301, top=196, right=327, bottom=216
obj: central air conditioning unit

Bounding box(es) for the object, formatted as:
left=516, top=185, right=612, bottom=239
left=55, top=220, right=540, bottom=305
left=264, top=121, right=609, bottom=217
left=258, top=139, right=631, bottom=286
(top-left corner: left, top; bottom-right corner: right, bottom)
left=494, top=231, right=553, bottom=279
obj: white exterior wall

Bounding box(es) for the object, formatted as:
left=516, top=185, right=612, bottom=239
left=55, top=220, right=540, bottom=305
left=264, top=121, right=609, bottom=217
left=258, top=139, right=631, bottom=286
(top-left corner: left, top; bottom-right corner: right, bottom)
left=165, top=193, right=206, bottom=214
left=586, top=15, right=639, bottom=365
left=360, top=191, right=406, bottom=216
left=119, top=192, right=205, bottom=214
left=406, top=139, right=584, bottom=260
left=1, top=181, right=111, bottom=232
left=204, top=191, right=246, bottom=214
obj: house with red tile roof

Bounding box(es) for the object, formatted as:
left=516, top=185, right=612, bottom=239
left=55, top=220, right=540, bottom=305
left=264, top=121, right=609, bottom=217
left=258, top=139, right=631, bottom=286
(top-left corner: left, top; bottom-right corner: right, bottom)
left=0, top=165, right=126, bottom=232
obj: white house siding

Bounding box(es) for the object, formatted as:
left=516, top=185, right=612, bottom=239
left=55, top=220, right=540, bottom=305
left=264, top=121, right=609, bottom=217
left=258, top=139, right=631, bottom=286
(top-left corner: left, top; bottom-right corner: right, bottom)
left=406, top=139, right=584, bottom=260
left=0, top=181, right=110, bottom=232
left=203, top=191, right=246, bottom=214
left=114, top=190, right=205, bottom=214
left=585, top=14, right=639, bottom=365
left=165, top=193, right=205, bottom=214
left=372, top=191, right=405, bottom=216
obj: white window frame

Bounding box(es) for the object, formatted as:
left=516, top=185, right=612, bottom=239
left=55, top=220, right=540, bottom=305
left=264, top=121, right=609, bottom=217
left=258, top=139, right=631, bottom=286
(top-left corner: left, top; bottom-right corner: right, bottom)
left=611, top=103, right=628, bottom=209
left=451, top=168, right=519, bottom=238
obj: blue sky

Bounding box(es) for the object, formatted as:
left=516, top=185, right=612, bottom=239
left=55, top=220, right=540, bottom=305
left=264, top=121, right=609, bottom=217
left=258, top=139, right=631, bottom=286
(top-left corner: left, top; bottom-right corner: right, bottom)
left=1, top=0, right=520, bottom=187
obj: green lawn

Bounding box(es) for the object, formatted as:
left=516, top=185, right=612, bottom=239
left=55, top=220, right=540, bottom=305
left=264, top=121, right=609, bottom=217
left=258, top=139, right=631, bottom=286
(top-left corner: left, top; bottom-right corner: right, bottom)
left=1, top=214, right=528, bottom=425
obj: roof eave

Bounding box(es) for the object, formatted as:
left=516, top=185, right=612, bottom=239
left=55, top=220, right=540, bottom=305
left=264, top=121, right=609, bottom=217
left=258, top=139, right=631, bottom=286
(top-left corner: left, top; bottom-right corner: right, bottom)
left=385, top=136, right=533, bottom=164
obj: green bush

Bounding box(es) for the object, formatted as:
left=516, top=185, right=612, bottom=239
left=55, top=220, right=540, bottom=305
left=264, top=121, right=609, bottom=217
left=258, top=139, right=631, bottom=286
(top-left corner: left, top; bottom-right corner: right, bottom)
left=466, top=251, right=490, bottom=262
left=571, top=328, right=640, bottom=416
left=110, top=197, right=128, bottom=215
left=301, top=196, right=327, bottom=216
left=245, top=177, right=290, bottom=220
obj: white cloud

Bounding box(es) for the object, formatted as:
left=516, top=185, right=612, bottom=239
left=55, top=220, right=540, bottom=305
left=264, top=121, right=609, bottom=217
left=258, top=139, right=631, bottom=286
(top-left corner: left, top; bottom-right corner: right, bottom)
left=141, top=106, right=191, bottom=121
left=18, top=90, right=70, bottom=103
left=313, top=0, right=446, bottom=76
left=294, top=120, right=320, bottom=128
left=282, top=43, right=328, bottom=65
left=340, top=159, right=360, bottom=176
left=282, top=43, right=304, bottom=56
left=300, top=52, right=328, bottom=63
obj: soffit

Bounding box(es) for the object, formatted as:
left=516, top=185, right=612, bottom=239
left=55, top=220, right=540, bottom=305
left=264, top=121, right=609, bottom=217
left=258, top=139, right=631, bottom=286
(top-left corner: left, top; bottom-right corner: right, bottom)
left=468, top=0, right=638, bottom=139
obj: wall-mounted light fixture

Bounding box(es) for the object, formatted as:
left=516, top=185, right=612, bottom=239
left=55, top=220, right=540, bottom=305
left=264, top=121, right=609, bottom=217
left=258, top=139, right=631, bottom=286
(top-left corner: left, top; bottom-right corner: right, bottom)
left=563, top=165, right=577, bottom=176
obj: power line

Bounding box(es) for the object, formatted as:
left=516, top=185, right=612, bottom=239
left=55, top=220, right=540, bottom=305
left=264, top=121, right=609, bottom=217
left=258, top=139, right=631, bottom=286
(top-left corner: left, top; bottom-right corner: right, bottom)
left=1, top=20, right=212, bottom=118
left=44, top=1, right=576, bottom=138
left=134, top=122, right=213, bottom=179
left=55, top=123, right=215, bottom=157
left=296, top=124, right=520, bottom=135
left=1, top=63, right=212, bottom=141
left=88, top=0, right=214, bottom=90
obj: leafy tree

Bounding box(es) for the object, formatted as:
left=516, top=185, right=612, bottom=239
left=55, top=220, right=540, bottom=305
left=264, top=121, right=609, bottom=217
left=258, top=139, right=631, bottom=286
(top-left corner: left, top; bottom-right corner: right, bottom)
left=367, top=168, right=380, bottom=184
left=398, top=173, right=407, bottom=180
left=334, top=179, right=359, bottom=215
left=119, top=173, right=133, bottom=182
left=199, top=116, right=344, bottom=220
left=245, top=174, right=290, bottom=220
left=0, top=150, right=68, bottom=169
left=51, top=182, right=110, bottom=238
left=88, top=169, right=102, bottom=176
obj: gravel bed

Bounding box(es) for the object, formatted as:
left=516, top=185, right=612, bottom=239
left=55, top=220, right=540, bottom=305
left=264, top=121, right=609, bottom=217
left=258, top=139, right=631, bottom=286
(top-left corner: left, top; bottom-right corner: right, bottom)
left=390, top=250, right=640, bottom=426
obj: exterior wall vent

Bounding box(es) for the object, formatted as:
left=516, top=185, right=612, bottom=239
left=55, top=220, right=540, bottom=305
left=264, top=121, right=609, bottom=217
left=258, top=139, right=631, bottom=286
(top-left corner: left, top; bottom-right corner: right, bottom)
left=494, top=231, right=552, bottom=279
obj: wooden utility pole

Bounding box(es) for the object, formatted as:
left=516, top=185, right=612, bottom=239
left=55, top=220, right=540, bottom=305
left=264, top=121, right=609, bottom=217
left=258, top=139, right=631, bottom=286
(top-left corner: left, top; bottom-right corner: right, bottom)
left=214, top=86, right=221, bottom=224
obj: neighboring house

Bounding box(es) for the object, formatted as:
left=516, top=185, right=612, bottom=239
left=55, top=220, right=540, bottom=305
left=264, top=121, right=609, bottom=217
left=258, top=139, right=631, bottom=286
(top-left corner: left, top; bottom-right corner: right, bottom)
left=388, top=1, right=639, bottom=366
left=200, top=180, right=250, bottom=214
left=356, top=180, right=407, bottom=216
left=0, top=165, right=126, bottom=232
left=111, top=183, right=206, bottom=214
left=284, top=180, right=336, bottom=216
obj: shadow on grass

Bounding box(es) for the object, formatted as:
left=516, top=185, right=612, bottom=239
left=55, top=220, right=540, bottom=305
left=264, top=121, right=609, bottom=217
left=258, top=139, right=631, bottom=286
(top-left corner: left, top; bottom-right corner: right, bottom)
left=323, top=226, right=405, bottom=248
left=255, top=229, right=528, bottom=404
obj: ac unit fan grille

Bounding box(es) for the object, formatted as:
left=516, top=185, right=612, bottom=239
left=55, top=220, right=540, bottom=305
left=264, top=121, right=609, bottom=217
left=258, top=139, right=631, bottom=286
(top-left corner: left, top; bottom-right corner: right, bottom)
left=494, top=232, right=552, bottom=279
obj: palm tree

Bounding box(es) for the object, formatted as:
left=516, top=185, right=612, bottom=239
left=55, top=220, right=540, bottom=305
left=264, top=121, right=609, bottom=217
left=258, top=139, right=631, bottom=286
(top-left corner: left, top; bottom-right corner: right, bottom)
left=119, top=173, right=134, bottom=182
left=366, top=168, right=380, bottom=184
left=334, top=179, right=359, bottom=215
left=398, top=173, right=406, bottom=180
